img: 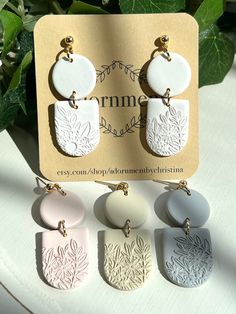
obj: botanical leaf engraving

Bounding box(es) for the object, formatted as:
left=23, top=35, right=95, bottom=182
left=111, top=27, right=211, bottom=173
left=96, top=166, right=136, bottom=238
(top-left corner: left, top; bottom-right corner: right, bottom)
left=104, top=235, right=151, bottom=290
left=146, top=106, right=188, bottom=156
left=42, top=239, right=88, bottom=289
left=96, top=60, right=147, bottom=83
left=165, top=234, right=213, bottom=287
left=100, top=114, right=146, bottom=137
left=55, top=105, right=99, bottom=156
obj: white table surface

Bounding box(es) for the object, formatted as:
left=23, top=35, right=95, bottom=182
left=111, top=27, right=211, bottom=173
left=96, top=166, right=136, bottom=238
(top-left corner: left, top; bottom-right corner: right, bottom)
left=0, top=56, right=236, bottom=314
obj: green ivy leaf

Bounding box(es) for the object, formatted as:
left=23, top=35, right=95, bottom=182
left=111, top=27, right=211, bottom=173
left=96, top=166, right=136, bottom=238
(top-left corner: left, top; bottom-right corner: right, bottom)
left=68, top=1, right=109, bottom=14
left=5, top=51, right=33, bottom=113
left=0, top=0, right=9, bottom=10
left=199, top=24, right=234, bottom=87
left=194, top=0, right=224, bottom=31
left=22, top=14, right=42, bottom=32
left=0, top=10, right=22, bottom=57
left=119, top=0, right=185, bottom=13
left=0, top=94, right=19, bottom=131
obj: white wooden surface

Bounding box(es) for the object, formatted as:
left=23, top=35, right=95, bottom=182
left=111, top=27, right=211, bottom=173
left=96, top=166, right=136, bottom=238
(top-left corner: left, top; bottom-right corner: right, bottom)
left=0, top=57, right=236, bottom=314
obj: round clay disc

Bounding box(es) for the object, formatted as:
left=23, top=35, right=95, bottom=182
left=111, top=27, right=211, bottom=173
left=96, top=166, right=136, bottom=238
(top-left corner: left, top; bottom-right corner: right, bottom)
left=52, top=54, right=96, bottom=99
left=40, top=190, right=85, bottom=229
left=147, top=52, right=191, bottom=96
left=105, top=190, right=148, bottom=228
left=166, top=189, right=210, bottom=227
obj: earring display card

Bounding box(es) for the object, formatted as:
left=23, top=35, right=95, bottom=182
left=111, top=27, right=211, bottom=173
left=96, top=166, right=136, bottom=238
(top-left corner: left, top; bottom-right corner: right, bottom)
left=34, top=13, right=198, bottom=181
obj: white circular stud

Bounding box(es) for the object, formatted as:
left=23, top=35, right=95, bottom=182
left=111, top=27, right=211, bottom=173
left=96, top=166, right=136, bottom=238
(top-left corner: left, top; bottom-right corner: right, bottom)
left=40, top=190, right=85, bottom=229
left=147, top=52, right=191, bottom=96
left=105, top=190, right=148, bottom=228
left=166, top=189, right=210, bottom=227
left=52, top=54, right=96, bottom=99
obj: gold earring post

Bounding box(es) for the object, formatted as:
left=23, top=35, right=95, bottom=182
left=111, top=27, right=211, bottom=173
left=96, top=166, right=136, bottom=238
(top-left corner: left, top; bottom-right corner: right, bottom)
left=95, top=180, right=129, bottom=196
left=36, top=177, right=66, bottom=196
left=65, top=35, right=74, bottom=62
left=160, top=35, right=171, bottom=62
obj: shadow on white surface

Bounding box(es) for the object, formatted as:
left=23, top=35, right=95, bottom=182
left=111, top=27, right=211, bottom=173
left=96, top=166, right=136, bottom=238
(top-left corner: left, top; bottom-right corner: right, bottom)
left=93, top=192, right=114, bottom=228
left=7, top=126, right=42, bottom=177
left=35, top=233, right=51, bottom=287
left=154, top=229, right=171, bottom=283
left=154, top=191, right=175, bottom=227
left=31, top=195, right=45, bottom=228
left=97, top=230, right=107, bottom=284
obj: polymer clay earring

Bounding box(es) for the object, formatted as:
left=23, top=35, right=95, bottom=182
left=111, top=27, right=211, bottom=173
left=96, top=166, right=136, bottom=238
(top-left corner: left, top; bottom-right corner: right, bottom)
left=52, top=36, right=99, bottom=156
left=38, top=178, right=89, bottom=289
left=162, top=180, right=213, bottom=287
left=146, top=35, right=191, bottom=156
left=96, top=181, right=152, bottom=290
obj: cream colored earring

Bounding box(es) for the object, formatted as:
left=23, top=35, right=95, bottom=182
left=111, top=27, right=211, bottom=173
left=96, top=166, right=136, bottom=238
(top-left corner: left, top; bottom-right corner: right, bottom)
left=146, top=35, right=191, bottom=156
left=52, top=36, right=100, bottom=156
left=96, top=181, right=152, bottom=290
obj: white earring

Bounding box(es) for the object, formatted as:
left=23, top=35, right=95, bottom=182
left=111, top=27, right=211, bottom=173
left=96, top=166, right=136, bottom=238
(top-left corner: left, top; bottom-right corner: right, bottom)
left=146, top=35, right=191, bottom=156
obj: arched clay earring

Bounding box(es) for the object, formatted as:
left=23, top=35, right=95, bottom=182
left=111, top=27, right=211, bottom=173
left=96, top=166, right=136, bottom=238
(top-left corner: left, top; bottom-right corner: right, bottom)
left=37, top=178, right=89, bottom=289
left=52, top=36, right=99, bottom=156
left=160, top=180, right=213, bottom=287
left=146, top=35, right=191, bottom=156
left=96, top=181, right=152, bottom=291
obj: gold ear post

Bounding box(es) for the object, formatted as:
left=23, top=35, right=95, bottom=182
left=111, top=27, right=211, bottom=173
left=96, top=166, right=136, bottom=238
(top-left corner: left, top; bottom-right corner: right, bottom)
left=95, top=180, right=129, bottom=196
left=160, top=35, right=171, bottom=62
left=36, top=177, right=66, bottom=196
left=177, top=180, right=191, bottom=196
left=65, top=35, right=74, bottom=62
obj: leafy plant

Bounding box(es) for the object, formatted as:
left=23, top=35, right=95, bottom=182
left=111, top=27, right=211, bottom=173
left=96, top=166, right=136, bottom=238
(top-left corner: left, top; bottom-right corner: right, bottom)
left=0, top=0, right=235, bottom=132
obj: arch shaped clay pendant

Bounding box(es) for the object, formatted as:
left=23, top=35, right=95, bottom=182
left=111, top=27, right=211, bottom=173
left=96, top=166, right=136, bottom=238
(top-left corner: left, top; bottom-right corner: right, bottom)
left=40, top=191, right=89, bottom=289
left=55, top=100, right=100, bottom=156
left=52, top=53, right=99, bottom=157
left=163, top=228, right=213, bottom=287
left=103, top=190, right=152, bottom=290
left=146, top=98, right=189, bottom=156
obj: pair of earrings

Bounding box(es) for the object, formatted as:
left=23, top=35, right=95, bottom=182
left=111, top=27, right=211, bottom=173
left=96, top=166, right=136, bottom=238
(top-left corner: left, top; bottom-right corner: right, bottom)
left=51, top=35, right=191, bottom=157
left=36, top=178, right=212, bottom=290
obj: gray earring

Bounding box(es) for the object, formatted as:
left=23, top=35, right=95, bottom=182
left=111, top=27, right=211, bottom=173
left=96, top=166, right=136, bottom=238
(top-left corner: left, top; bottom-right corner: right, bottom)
left=162, top=180, right=213, bottom=287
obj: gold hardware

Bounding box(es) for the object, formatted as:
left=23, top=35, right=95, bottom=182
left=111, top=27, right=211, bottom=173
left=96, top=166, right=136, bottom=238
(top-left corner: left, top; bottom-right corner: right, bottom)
left=36, top=177, right=66, bottom=196
left=177, top=180, right=191, bottom=196
left=123, top=219, right=131, bottom=238
left=184, top=217, right=190, bottom=235
left=65, top=36, right=74, bottom=62
left=59, top=220, right=67, bottom=237
left=70, top=90, right=78, bottom=109
left=160, top=35, right=171, bottom=61
left=95, top=181, right=129, bottom=196
left=163, top=88, right=171, bottom=106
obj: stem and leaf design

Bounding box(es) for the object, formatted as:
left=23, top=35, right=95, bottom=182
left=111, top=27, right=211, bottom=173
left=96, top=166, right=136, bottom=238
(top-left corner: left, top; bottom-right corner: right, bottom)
left=104, top=235, right=151, bottom=290
left=96, top=60, right=147, bottom=84
left=146, top=105, right=188, bottom=156
left=100, top=113, right=146, bottom=137
left=42, top=239, right=88, bottom=290
left=165, top=234, right=213, bottom=287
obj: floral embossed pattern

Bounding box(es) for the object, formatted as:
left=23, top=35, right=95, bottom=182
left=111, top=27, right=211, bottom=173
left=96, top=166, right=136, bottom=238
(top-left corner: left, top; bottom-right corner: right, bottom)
left=42, top=239, right=88, bottom=289
left=55, top=105, right=99, bottom=156
left=165, top=234, right=213, bottom=287
left=104, top=236, right=151, bottom=290
left=146, top=106, right=187, bottom=156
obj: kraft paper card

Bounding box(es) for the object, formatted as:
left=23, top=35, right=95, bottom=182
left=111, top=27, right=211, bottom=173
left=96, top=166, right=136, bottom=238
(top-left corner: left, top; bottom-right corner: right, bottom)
left=34, top=13, right=198, bottom=181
